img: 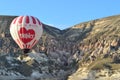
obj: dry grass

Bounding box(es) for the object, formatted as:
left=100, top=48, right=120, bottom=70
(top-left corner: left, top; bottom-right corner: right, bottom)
left=88, top=58, right=113, bottom=70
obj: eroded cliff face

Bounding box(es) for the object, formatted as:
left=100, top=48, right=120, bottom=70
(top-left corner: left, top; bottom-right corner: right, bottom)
left=67, top=15, right=120, bottom=80
left=0, top=15, right=120, bottom=80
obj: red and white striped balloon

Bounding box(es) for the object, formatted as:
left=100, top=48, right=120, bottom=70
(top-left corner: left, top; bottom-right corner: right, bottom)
left=10, top=16, right=43, bottom=49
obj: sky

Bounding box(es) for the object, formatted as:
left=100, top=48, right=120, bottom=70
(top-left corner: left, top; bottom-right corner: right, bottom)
left=0, top=0, right=120, bottom=30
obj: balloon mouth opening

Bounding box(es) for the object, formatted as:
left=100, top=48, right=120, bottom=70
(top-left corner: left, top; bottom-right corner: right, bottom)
left=23, top=49, right=30, bottom=53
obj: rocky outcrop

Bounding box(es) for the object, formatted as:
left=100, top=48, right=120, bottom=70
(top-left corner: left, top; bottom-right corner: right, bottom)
left=68, top=68, right=120, bottom=80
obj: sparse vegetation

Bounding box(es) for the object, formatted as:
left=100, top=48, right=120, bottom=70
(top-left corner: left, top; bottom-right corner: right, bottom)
left=88, top=58, right=112, bottom=70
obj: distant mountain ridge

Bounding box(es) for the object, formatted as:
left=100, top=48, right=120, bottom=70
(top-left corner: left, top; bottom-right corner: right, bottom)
left=0, top=15, right=120, bottom=40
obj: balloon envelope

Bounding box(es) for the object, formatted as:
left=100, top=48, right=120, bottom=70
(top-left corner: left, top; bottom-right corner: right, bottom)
left=10, top=16, right=43, bottom=50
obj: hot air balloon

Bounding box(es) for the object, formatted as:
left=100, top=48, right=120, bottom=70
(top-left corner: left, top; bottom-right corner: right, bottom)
left=10, top=16, right=43, bottom=54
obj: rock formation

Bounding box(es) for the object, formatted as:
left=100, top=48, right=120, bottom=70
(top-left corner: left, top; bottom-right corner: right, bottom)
left=0, top=15, right=120, bottom=80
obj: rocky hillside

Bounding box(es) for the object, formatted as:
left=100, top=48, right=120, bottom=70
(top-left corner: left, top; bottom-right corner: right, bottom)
left=1, top=15, right=120, bottom=80
left=67, top=15, right=120, bottom=80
